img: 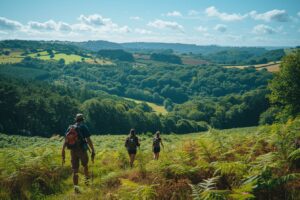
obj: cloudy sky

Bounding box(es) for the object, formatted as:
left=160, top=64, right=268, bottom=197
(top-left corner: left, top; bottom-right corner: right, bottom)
left=0, top=0, right=299, bottom=46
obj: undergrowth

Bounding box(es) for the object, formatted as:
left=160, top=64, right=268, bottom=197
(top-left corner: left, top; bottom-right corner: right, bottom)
left=0, top=118, right=300, bottom=199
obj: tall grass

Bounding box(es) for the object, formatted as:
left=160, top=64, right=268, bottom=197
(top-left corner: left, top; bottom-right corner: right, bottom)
left=0, top=118, right=300, bottom=199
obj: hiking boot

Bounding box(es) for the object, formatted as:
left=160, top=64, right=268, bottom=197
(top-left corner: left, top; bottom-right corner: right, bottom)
left=74, top=185, right=81, bottom=194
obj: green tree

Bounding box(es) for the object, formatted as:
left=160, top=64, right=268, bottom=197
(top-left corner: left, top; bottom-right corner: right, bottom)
left=269, top=50, right=300, bottom=116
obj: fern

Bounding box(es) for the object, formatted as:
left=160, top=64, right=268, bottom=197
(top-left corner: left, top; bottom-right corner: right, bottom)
left=229, top=182, right=255, bottom=200
left=118, top=179, right=157, bottom=200
left=213, top=161, right=248, bottom=179
left=190, top=176, right=229, bottom=200
left=288, top=148, right=300, bottom=162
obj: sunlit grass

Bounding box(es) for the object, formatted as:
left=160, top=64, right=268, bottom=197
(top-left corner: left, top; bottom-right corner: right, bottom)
left=1, top=119, right=300, bottom=199
left=124, top=97, right=168, bottom=115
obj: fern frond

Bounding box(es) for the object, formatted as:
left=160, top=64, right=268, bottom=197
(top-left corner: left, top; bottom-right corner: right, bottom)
left=288, top=149, right=300, bottom=162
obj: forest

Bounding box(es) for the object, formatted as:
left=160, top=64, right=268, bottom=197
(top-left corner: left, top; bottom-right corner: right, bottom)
left=0, top=39, right=300, bottom=199
left=0, top=40, right=285, bottom=136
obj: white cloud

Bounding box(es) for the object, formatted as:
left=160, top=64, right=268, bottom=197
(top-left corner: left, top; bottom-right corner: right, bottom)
left=166, top=11, right=182, bottom=17
left=0, top=17, right=23, bottom=30
left=196, top=26, right=207, bottom=32
left=58, top=22, right=72, bottom=32
left=250, top=9, right=289, bottom=22
left=130, top=16, right=142, bottom=20
left=116, top=26, right=131, bottom=33
left=28, top=20, right=57, bottom=31
left=205, top=6, right=247, bottom=21
left=72, top=23, right=93, bottom=32
left=78, top=14, right=112, bottom=26
left=134, top=28, right=152, bottom=34
left=148, top=19, right=184, bottom=32
left=214, top=24, right=227, bottom=32
left=188, top=10, right=199, bottom=16
left=253, top=24, right=276, bottom=34
left=28, top=20, right=73, bottom=33
left=76, top=14, right=130, bottom=34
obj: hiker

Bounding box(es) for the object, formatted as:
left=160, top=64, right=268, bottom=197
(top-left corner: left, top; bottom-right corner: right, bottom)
left=61, top=113, right=95, bottom=193
left=125, top=129, right=140, bottom=167
left=153, top=131, right=164, bottom=160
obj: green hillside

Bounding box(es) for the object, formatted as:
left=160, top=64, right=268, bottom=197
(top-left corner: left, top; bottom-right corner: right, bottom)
left=1, top=120, right=299, bottom=199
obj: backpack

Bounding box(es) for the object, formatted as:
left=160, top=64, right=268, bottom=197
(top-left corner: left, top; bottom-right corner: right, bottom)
left=65, top=125, right=82, bottom=149
left=127, top=137, right=137, bottom=150
left=153, top=137, right=160, bottom=148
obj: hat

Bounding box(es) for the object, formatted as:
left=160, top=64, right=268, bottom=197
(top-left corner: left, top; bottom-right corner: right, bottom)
left=75, top=113, right=84, bottom=121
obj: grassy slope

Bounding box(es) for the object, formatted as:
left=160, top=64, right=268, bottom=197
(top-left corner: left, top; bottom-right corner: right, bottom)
left=1, top=121, right=300, bottom=200
left=0, top=49, right=114, bottom=65
left=224, top=61, right=281, bottom=72
left=0, top=50, right=24, bottom=64
left=124, top=97, right=168, bottom=115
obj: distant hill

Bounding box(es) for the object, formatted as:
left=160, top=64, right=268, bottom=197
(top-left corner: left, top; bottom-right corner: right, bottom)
left=69, top=41, right=279, bottom=55
left=121, top=43, right=277, bottom=56
left=69, top=40, right=123, bottom=51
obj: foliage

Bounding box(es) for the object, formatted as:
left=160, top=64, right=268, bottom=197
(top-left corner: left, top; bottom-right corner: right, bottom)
left=269, top=50, right=300, bottom=117
left=97, top=49, right=134, bottom=62
left=150, top=53, right=182, bottom=64
left=1, top=118, right=300, bottom=199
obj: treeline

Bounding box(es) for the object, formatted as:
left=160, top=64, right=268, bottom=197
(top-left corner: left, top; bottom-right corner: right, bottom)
left=97, top=49, right=134, bottom=62
left=0, top=40, right=84, bottom=56
left=205, top=49, right=285, bottom=65
left=173, top=89, right=269, bottom=129
left=0, top=75, right=272, bottom=136
left=6, top=57, right=272, bottom=105
left=0, top=77, right=208, bottom=136
left=150, top=53, right=182, bottom=64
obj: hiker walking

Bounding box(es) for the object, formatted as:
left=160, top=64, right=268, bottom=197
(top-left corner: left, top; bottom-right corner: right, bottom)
left=153, top=131, right=164, bottom=160
left=125, top=129, right=140, bottom=167
left=61, top=113, right=95, bottom=193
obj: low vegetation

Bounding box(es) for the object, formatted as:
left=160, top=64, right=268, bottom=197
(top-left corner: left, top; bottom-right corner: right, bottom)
left=1, top=118, right=300, bottom=199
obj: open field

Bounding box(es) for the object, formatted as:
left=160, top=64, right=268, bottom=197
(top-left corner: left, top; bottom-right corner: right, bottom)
left=0, top=50, right=24, bottom=64
left=124, top=97, right=168, bottom=115
left=0, top=49, right=114, bottom=65
left=224, top=61, right=281, bottom=72
left=1, top=119, right=300, bottom=200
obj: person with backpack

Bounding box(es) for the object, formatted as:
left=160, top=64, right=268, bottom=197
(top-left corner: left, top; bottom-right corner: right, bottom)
left=153, top=131, right=164, bottom=160
left=125, top=129, right=140, bottom=167
left=61, top=113, right=95, bottom=194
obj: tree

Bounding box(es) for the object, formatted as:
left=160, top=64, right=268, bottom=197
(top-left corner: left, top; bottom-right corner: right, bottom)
left=150, top=53, right=182, bottom=64
left=58, top=58, right=65, bottom=66
left=269, top=50, right=300, bottom=116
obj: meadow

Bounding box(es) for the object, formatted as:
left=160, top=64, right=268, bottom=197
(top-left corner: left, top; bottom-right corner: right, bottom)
left=123, top=98, right=168, bottom=115
left=0, top=118, right=299, bottom=200
left=224, top=61, right=281, bottom=72
left=0, top=49, right=114, bottom=65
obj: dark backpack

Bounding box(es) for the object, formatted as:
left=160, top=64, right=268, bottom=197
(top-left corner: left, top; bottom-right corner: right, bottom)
left=65, top=125, right=83, bottom=149
left=127, top=137, right=137, bottom=150
left=153, top=137, right=160, bottom=148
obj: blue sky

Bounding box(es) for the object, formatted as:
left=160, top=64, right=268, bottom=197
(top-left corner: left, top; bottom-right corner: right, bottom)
left=0, top=0, right=299, bottom=46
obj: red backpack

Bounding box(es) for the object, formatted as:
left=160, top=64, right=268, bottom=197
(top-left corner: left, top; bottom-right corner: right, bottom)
left=65, top=125, right=81, bottom=149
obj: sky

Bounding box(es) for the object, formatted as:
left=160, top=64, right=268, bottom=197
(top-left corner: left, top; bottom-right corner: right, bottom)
left=0, top=0, right=299, bottom=46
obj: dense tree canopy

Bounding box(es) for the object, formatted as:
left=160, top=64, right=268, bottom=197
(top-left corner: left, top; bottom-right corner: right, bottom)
left=150, top=53, right=182, bottom=64
left=269, top=50, right=300, bottom=116
left=0, top=40, right=284, bottom=136
left=97, top=49, right=134, bottom=62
